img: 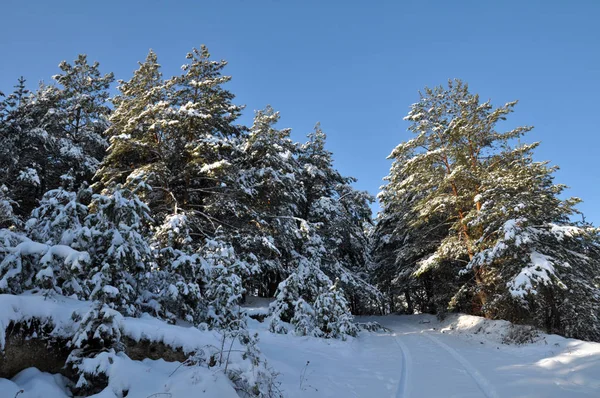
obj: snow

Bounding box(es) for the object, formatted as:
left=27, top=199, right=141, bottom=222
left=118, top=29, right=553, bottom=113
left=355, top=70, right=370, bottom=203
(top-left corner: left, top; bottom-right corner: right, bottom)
left=0, top=294, right=88, bottom=349
left=72, top=351, right=238, bottom=398
left=122, top=313, right=221, bottom=354
left=2, top=295, right=599, bottom=397
left=17, top=168, right=41, bottom=186
left=102, top=285, right=119, bottom=297
left=0, top=368, right=70, bottom=398
left=509, top=251, right=559, bottom=296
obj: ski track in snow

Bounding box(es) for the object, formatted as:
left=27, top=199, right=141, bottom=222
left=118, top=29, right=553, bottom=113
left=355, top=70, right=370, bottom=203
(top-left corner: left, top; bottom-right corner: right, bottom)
left=392, top=331, right=412, bottom=398
left=405, top=324, right=500, bottom=398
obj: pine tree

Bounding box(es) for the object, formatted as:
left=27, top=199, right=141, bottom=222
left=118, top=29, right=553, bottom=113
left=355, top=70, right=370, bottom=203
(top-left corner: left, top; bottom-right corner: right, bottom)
left=97, top=46, right=243, bottom=242
left=68, top=302, right=124, bottom=396
left=371, top=155, right=455, bottom=315
left=0, top=77, right=46, bottom=217
left=234, top=106, right=303, bottom=296
left=313, top=283, right=358, bottom=339
left=51, top=54, right=114, bottom=185
left=83, top=183, right=153, bottom=315
left=0, top=185, right=17, bottom=229
left=269, top=223, right=358, bottom=339
left=166, top=46, right=244, bottom=238
left=376, top=79, right=600, bottom=338
left=297, top=124, right=379, bottom=313
left=201, top=236, right=248, bottom=331
left=95, top=50, right=170, bottom=207
left=0, top=57, right=113, bottom=218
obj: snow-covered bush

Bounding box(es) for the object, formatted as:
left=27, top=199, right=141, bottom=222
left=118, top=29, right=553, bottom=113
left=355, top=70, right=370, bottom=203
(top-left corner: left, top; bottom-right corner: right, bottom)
left=269, top=258, right=357, bottom=339
left=68, top=302, right=124, bottom=395
left=25, top=185, right=88, bottom=247
left=0, top=229, right=90, bottom=295
left=313, top=287, right=358, bottom=339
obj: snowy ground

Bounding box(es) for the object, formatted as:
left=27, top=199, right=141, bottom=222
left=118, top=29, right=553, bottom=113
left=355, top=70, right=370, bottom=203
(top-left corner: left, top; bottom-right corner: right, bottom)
left=256, top=314, right=600, bottom=398
left=1, top=295, right=599, bottom=397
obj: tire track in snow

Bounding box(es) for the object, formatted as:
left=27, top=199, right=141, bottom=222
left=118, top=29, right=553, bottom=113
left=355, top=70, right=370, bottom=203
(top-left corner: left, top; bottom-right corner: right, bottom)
left=392, top=332, right=412, bottom=398
left=407, top=324, right=499, bottom=398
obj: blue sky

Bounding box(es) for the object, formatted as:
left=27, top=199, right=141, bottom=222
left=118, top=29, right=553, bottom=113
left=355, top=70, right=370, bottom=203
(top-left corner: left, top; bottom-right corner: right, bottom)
left=1, top=0, right=599, bottom=223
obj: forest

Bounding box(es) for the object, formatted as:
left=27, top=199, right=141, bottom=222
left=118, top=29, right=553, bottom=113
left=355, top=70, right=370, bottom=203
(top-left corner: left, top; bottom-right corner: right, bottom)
left=1, top=47, right=599, bottom=396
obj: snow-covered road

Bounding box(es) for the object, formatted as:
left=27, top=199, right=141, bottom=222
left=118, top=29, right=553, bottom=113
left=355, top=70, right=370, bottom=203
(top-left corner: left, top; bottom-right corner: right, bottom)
left=258, top=314, right=600, bottom=398
left=389, top=320, right=498, bottom=398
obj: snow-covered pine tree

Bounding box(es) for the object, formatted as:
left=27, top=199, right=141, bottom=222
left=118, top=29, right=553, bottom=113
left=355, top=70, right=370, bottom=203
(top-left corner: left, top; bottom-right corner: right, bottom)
left=25, top=181, right=88, bottom=247
left=0, top=227, right=90, bottom=296
left=83, top=183, right=153, bottom=316
left=0, top=185, right=17, bottom=229
left=377, top=79, right=600, bottom=338
left=234, top=106, right=303, bottom=297
left=67, top=301, right=124, bottom=396
left=269, top=223, right=358, bottom=339
left=297, top=124, right=379, bottom=313
left=98, top=46, right=244, bottom=243
left=146, top=211, right=205, bottom=323
left=0, top=57, right=113, bottom=219
left=51, top=54, right=114, bottom=186
left=95, top=50, right=172, bottom=212
left=371, top=152, right=456, bottom=315
left=201, top=235, right=247, bottom=331
left=313, top=281, right=358, bottom=339
left=465, top=145, right=600, bottom=339
left=166, top=46, right=245, bottom=240
left=0, top=77, right=46, bottom=217
left=18, top=183, right=90, bottom=296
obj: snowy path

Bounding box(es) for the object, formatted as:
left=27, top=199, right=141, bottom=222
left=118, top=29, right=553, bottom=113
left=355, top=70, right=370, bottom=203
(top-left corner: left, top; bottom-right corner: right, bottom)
left=257, top=314, right=600, bottom=398
left=388, top=319, right=499, bottom=398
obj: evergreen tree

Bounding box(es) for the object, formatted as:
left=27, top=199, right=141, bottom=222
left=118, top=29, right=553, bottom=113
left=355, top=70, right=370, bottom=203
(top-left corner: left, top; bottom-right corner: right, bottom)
left=375, top=79, right=600, bottom=338
left=371, top=155, right=455, bottom=314
left=297, top=124, right=379, bottom=313
left=0, top=185, right=17, bottom=229
left=234, top=106, right=303, bottom=296
left=95, top=50, right=170, bottom=206
left=0, top=77, right=46, bottom=217
left=269, top=223, right=358, bottom=339
left=25, top=182, right=88, bottom=247
left=51, top=54, right=114, bottom=184
left=68, top=302, right=124, bottom=396
left=83, top=183, right=153, bottom=316
left=202, top=236, right=248, bottom=331
left=0, top=56, right=112, bottom=218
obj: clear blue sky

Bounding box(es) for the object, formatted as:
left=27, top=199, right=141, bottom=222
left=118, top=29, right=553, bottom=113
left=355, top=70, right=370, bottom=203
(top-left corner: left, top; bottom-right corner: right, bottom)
left=1, top=0, right=599, bottom=223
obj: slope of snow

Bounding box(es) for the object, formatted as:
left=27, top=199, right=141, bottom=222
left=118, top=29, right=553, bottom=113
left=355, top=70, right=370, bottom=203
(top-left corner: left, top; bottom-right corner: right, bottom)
left=0, top=293, right=89, bottom=348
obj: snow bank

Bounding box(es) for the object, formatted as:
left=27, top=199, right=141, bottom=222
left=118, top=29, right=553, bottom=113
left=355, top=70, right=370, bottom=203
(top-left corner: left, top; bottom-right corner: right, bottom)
left=80, top=353, right=238, bottom=398
left=123, top=314, right=221, bottom=354
left=0, top=294, right=223, bottom=355
left=0, top=293, right=88, bottom=349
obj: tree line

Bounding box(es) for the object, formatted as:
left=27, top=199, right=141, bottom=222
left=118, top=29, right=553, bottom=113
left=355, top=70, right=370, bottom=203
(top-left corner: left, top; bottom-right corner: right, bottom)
left=1, top=46, right=598, bottom=354
left=0, top=47, right=377, bottom=395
